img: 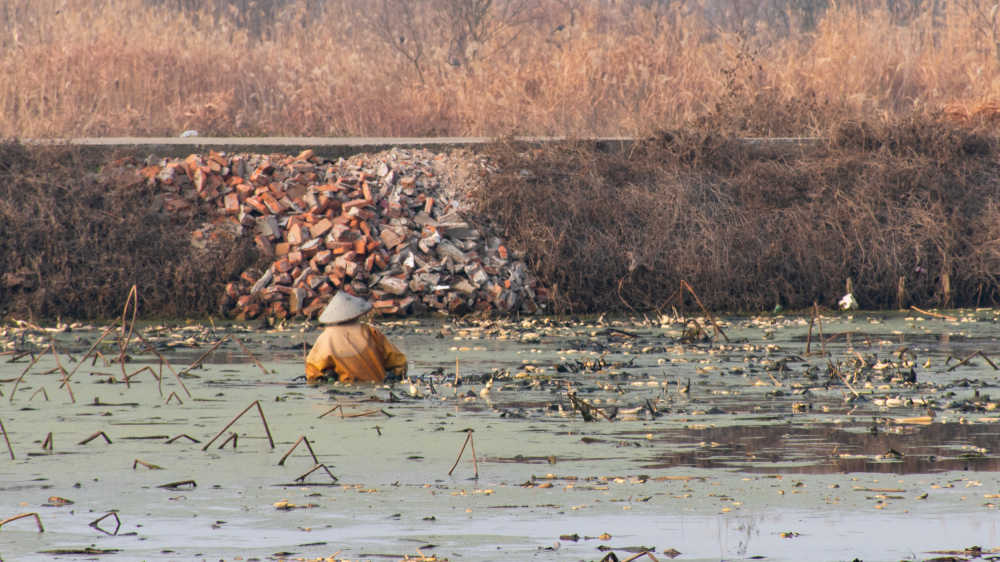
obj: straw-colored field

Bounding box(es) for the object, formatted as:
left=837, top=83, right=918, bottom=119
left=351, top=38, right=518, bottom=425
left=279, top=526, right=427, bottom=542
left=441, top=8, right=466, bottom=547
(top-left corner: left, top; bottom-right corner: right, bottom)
left=4, top=0, right=1000, bottom=139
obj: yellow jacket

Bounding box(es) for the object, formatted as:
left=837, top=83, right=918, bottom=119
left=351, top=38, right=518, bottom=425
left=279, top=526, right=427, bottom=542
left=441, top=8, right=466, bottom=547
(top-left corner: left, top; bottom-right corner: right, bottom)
left=305, top=322, right=407, bottom=383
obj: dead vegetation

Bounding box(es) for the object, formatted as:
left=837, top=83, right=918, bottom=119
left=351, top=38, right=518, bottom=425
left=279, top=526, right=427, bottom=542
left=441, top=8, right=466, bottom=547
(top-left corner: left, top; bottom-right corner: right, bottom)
left=0, top=142, right=258, bottom=320
left=6, top=1, right=1000, bottom=138
left=475, top=117, right=1000, bottom=314
left=2, top=116, right=999, bottom=320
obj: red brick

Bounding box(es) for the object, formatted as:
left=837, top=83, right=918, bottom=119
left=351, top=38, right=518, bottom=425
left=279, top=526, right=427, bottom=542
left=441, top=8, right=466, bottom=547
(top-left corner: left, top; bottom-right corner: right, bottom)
left=254, top=235, right=274, bottom=257
left=140, top=165, right=160, bottom=180
left=379, top=228, right=405, bottom=249
left=287, top=223, right=309, bottom=245
left=259, top=193, right=282, bottom=214
left=303, top=298, right=326, bottom=318
left=183, top=154, right=201, bottom=178
left=353, top=237, right=367, bottom=255
left=289, top=288, right=308, bottom=315
left=330, top=223, right=351, bottom=241
left=312, top=250, right=333, bottom=266
left=326, top=241, right=354, bottom=254
left=373, top=299, right=398, bottom=311
left=223, top=193, right=240, bottom=214
left=198, top=185, right=219, bottom=201
left=343, top=198, right=372, bottom=209
left=311, top=218, right=334, bottom=237
left=245, top=196, right=268, bottom=214
left=299, top=238, right=322, bottom=257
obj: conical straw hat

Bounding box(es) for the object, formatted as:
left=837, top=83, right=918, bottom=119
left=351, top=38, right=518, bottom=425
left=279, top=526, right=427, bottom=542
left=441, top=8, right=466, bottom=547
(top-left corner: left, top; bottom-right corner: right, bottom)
left=318, top=291, right=372, bottom=324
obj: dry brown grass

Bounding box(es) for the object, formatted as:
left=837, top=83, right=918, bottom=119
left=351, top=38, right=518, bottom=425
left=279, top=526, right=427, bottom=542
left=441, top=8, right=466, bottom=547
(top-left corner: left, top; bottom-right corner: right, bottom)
left=5, top=0, right=1000, bottom=138
left=0, top=142, right=258, bottom=319
left=2, top=120, right=998, bottom=319
left=475, top=119, right=1000, bottom=314
left=6, top=1, right=1000, bottom=318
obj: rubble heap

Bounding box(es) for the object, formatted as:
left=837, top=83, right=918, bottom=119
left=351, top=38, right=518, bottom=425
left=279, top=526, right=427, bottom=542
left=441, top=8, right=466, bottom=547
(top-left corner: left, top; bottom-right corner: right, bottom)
left=140, top=147, right=545, bottom=320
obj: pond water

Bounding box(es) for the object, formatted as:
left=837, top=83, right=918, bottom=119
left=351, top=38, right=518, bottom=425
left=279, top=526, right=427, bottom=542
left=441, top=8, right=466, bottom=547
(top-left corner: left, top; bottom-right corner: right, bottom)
left=2, top=310, right=1000, bottom=561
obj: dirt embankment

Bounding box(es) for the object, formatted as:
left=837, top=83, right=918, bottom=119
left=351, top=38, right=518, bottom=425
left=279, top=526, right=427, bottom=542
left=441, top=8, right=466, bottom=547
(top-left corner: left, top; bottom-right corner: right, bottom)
left=476, top=119, right=1000, bottom=314
left=0, top=142, right=257, bottom=320
left=2, top=118, right=999, bottom=321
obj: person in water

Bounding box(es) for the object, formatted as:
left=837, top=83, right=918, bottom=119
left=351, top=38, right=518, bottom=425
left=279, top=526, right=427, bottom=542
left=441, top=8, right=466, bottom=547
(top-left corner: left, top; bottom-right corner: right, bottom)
left=305, top=291, right=407, bottom=383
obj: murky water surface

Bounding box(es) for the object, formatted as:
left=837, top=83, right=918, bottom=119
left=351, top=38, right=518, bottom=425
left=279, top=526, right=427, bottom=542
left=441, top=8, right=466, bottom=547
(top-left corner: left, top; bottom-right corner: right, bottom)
left=2, top=311, right=1000, bottom=561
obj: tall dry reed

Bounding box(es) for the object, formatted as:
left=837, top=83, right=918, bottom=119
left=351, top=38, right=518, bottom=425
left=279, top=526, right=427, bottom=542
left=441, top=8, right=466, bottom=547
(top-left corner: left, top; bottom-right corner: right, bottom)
left=4, top=0, right=1000, bottom=138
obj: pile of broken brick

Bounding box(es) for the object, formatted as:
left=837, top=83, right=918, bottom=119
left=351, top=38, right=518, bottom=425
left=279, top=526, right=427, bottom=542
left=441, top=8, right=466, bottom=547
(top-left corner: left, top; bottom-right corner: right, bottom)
left=140, top=147, right=546, bottom=320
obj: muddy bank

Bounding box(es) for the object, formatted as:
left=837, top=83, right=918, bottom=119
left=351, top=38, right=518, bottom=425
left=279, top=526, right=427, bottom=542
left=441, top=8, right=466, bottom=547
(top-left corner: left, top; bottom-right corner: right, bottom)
left=3, top=117, right=1000, bottom=321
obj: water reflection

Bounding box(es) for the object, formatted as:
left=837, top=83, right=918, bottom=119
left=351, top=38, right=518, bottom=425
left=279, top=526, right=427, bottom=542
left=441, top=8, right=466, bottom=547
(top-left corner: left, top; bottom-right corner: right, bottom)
left=635, top=422, right=1000, bottom=474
